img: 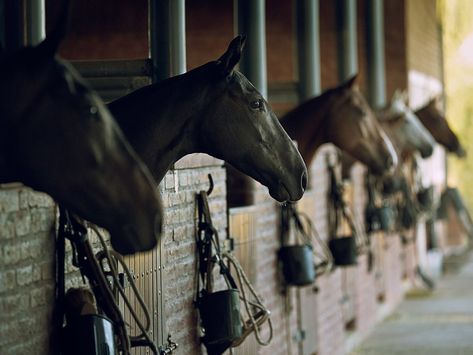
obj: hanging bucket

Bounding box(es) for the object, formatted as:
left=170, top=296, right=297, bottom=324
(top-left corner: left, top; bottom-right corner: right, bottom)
left=199, top=289, right=243, bottom=346
left=379, top=205, right=396, bottom=232
left=278, top=245, right=315, bottom=286
left=383, top=176, right=403, bottom=195
left=417, top=187, right=433, bottom=211
left=400, top=203, right=417, bottom=229
left=329, top=236, right=357, bottom=266
left=63, top=314, right=116, bottom=355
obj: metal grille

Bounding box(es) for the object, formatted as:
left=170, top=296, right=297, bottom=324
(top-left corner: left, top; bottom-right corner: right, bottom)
left=228, top=206, right=259, bottom=355
left=296, top=192, right=319, bottom=355
left=119, top=249, right=164, bottom=355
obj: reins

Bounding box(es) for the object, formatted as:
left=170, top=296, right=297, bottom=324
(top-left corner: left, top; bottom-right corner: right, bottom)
left=195, top=175, right=272, bottom=352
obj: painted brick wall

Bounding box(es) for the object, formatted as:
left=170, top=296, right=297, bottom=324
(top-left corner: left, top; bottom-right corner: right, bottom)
left=0, top=185, right=56, bottom=355
left=162, top=163, right=228, bottom=354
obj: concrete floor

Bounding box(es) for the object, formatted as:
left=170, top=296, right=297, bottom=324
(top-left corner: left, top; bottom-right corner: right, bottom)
left=351, top=253, right=473, bottom=355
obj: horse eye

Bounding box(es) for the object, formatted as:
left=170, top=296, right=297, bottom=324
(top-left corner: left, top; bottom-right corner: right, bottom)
left=250, top=99, right=264, bottom=110
left=90, top=106, right=98, bottom=115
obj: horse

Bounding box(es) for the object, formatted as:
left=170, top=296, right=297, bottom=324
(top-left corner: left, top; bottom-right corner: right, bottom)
left=415, top=97, right=466, bottom=158
left=341, top=90, right=436, bottom=179
left=377, top=90, right=436, bottom=160
left=109, top=36, right=307, bottom=203
left=0, top=4, right=163, bottom=255
left=281, top=75, right=397, bottom=175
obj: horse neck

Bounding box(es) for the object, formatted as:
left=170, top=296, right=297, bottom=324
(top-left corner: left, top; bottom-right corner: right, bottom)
left=109, top=71, right=212, bottom=183
left=280, top=91, right=335, bottom=165
left=414, top=106, right=433, bottom=133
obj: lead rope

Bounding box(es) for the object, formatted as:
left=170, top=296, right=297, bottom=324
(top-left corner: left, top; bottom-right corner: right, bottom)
left=91, top=225, right=157, bottom=353
left=223, top=252, right=273, bottom=346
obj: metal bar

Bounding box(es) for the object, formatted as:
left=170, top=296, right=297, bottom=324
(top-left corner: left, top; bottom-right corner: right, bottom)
left=4, top=0, right=24, bottom=51
left=25, top=0, right=45, bottom=45
left=235, top=0, right=268, bottom=99
left=149, top=0, right=186, bottom=83
left=296, top=0, right=321, bottom=100
left=366, top=0, right=386, bottom=108
left=336, top=0, right=358, bottom=82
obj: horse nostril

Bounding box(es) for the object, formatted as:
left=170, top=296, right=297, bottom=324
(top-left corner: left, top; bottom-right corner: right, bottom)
left=301, top=171, right=308, bottom=191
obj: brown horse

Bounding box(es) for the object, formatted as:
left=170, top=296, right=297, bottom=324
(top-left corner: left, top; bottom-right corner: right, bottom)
left=0, top=9, right=162, bottom=255
left=281, top=75, right=397, bottom=175
left=415, top=97, right=466, bottom=157
left=110, top=36, right=307, bottom=203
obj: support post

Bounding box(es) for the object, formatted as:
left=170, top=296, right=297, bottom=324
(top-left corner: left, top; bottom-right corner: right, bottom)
left=296, top=0, right=321, bottom=100
left=149, top=0, right=186, bottom=83
left=366, top=0, right=386, bottom=108
left=235, top=0, right=268, bottom=99
left=336, top=0, right=358, bottom=82
left=25, top=0, right=45, bottom=45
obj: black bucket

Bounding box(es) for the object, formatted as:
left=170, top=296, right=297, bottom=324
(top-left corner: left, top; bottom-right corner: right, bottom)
left=329, top=236, right=357, bottom=266
left=379, top=205, right=396, bottom=232
left=199, top=289, right=243, bottom=346
left=63, top=314, right=116, bottom=355
left=279, top=245, right=315, bottom=286
left=383, top=176, right=403, bottom=195
left=417, top=187, right=433, bottom=211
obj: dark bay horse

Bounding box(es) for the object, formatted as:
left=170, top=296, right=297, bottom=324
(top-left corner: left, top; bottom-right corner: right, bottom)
left=109, top=36, right=307, bottom=203
left=415, top=97, right=466, bottom=157
left=0, top=12, right=162, bottom=255
left=281, top=75, right=397, bottom=175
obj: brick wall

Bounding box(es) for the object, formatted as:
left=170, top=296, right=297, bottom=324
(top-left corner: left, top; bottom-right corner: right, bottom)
left=0, top=185, right=56, bottom=354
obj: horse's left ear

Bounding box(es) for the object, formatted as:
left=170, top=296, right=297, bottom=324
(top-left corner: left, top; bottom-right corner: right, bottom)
left=341, top=74, right=358, bottom=89
left=216, top=35, right=246, bottom=77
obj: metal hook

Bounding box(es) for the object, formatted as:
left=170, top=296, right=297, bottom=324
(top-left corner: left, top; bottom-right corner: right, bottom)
left=206, top=174, right=214, bottom=196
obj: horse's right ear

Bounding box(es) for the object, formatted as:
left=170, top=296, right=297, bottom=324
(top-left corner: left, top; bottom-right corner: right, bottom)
left=36, top=0, right=71, bottom=58
left=216, top=35, right=246, bottom=77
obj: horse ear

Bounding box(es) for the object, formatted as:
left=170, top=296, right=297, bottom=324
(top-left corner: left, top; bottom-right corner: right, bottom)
left=36, top=0, right=71, bottom=58
left=216, top=35, right=246, bottom=76
left=342, top=74, right=358, bottom=89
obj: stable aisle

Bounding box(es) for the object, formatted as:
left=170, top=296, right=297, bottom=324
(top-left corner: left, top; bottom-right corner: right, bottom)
left=351, top=253, right=473, bottom=355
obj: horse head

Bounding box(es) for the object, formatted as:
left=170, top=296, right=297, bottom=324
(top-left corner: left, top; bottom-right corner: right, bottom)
left=0, top=8, right=163, bottom=255
left=416, top=97, right=466, bottom=158
left=325, top=75, right=397, bottom=175
left=200, top=36, right=307, bottom=202
left=378, top=90, right=436, bottom=159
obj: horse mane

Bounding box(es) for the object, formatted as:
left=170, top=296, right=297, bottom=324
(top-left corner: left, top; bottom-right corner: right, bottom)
left=110, top=62, right=218, bottom=106
left=284, top=87, right=337, bottom=119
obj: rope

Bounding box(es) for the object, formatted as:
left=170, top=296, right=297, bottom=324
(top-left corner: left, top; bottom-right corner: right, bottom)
left=285, top=204, right=333, bottom=275
left=91, top=225, right=158, bottom=355
left=223, top=252, right=273, bottom=346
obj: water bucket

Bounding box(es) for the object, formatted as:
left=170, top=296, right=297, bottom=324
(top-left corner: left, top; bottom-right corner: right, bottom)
left=379, top=205, right=396, bottom=232
left=417, top=187, right=433, bottom=211
left=278, top=245, right=315, bottom=286
left=198, top=289, right=243, bottom=346
left=329, top=236, right=357, bottom=266
left=63, top=314, right=116, bottom=355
